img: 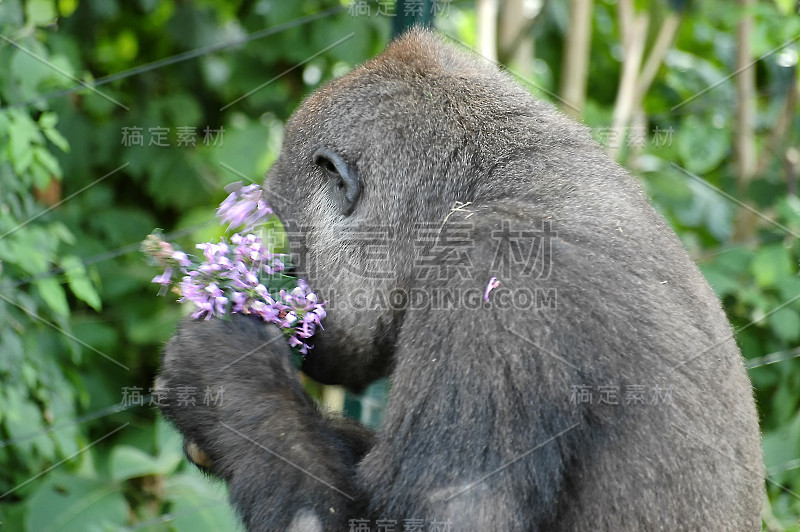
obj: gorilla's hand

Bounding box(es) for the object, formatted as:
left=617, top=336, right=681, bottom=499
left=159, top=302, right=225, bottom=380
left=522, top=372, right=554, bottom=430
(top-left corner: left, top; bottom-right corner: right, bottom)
left=155, top=314, right=304, bottom=476
left=155, top=314, right=372, bottom=530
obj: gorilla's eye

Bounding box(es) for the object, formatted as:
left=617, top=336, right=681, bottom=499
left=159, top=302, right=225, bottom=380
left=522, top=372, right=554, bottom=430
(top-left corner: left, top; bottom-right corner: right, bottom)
left=313, top=148, right=361, bottom=216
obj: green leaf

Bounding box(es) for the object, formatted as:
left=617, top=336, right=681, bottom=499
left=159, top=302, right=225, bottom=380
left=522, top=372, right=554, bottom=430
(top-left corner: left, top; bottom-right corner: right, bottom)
left=698, top=264, right=739, bottom=298
left=126, top=312, right=180, bottom=345
left=86, top=208, right=157, bottom=244
left=30, top=153, right=54, bottom=189
left=25, top=0, right=56, bottom=26
left=25, top=474, right=127, bottom=532
left=775, top=195, right=800, bottom=225
left=714, top=246, right=752, bottom=274
left=61, top=256, right=102, bottom=311
left=35, top=277, right=70, bottom=316
left=109, top=445, right=182, bottom=481
left=748, top=364, right=778, bottom=390
left=49, top=221, right=76, bottom=245
left=10, top=45, right=52, bottom=97
left=772, top=373, right=800, bottom=425
left=762, top=412, right=800, bottom=484
left=677, top=114, right=729, bottom=175
left=768, top=307, right=800, bottom=343
left=778, top=276, right=800, bottom=303
left=34, top=146, right=62, bottom=178
left=774, top=0, right=798, bottom=15
left=164, top=470, right=241, bottom=530
left=46, top=389, right=80, bottom=458
left=38, top=112, right=58, bottom=129
left=674, top=177, right=733, bottom=240
left=40, top=113, right=71, bottom=153
left=155, top=415, right=183, bottom=456
left=751, top=244, right=794, bottom=288
left=0, top=331, right=24, bottom=375
left=2, top=386, right=45, bottom=461
left=0, top=503, right=27, bottom=531
left=7, top=111, right=42, bottom=175
left=72, top=319, right=116, bottom=354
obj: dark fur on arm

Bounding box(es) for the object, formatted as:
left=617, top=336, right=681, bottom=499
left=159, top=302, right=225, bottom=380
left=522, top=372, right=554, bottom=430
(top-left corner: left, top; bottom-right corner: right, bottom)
left=156, top=315, right=372, bottom=530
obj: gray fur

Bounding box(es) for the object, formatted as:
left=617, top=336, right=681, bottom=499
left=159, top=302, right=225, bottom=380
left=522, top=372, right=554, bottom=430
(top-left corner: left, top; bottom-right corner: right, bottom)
left=157, top=29, right=764, bottom=530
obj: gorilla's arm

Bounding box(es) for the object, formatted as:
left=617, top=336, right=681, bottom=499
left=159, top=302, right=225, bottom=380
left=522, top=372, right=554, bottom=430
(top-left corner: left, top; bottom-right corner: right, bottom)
left=156, top=315, right=372, bottom=530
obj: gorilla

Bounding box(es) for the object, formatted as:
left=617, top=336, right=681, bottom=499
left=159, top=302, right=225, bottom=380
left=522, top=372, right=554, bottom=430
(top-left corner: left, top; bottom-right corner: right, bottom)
left=156, top=29, right=764, bottom=531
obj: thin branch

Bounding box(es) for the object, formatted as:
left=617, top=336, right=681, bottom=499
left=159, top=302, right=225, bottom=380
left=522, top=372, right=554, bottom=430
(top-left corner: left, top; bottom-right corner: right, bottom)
left=610, top=11, right=648, bottom=158
left=733, top=0, right=758, bottom=240
left=559, top=0, right=595, bottom=117
left=476, top=0, right=499, bottom=62
left=634, top=12, right=681, bottom=102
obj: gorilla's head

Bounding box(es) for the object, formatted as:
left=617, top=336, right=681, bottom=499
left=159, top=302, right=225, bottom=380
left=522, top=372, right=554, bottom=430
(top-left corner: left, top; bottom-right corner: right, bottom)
left=263, top=30, right=548, bottom=389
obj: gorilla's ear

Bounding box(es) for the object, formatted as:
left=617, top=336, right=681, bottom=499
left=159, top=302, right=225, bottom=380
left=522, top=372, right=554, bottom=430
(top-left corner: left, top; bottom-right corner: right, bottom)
left=313, top=148, right=361, bottom=216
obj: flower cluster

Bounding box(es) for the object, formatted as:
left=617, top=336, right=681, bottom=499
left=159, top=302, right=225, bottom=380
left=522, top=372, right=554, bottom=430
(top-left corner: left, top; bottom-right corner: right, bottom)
left=142, top=183, right=325, bottom=357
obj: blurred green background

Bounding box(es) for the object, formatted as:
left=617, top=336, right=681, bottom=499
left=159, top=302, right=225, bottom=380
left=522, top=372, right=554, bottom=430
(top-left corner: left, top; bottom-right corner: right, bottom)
left=0, top=0, right=799, bottom=530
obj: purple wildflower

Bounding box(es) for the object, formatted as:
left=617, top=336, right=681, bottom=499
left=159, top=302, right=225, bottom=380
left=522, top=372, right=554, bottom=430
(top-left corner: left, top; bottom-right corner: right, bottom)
left=231, top=291, right=247, bottom=313
left=213, top=295, right=228, bottom=315
left=217, top=183, right=273, bottom=232
left=172, top=251, right=191, bottom=267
